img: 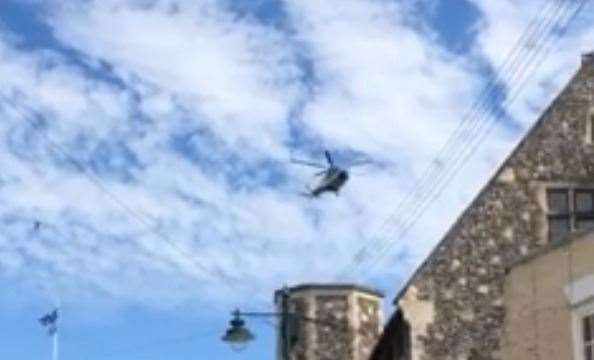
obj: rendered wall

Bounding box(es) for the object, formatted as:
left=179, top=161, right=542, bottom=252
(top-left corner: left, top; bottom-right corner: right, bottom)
left=503, top=231, right=594, bottom=360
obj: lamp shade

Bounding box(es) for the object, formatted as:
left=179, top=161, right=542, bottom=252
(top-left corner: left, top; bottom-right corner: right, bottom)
left=222, top=312, right=255, bottom=351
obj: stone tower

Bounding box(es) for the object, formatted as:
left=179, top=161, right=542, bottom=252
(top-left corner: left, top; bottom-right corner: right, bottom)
left=274, top=283, right=383, bottom=360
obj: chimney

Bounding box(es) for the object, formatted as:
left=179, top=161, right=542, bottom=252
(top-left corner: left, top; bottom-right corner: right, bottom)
left=582, top=51, right=594, bottom=66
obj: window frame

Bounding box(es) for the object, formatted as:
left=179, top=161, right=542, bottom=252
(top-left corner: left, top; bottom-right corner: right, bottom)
left=583, top=314, right=594, bottom=360
left=547, top=188, right=572, bottom=243
left=572, top=300, right=594, bottom=360
left=546, top=187, right=594, bottom=243
left=575, top=190, right=594, bottom=232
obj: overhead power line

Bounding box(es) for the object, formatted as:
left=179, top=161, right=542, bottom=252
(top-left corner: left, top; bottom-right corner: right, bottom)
left=338, top=0, right=565, bottom=278
left=76, top=324, right=219, bottom=360
left=344, top=0, right=588, bottom=279
left=0, top=94, right=243, bottom=297
left=360, top=0, right=590, bottom=279
left=338, top=0, right=590, bottom=280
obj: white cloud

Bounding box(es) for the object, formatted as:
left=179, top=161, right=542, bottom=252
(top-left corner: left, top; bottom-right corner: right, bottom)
left=0, top=0, right=593, bottom=312
left=284, top=0, right=483, bottom=175
left=49, top=0, right=302, bottom=154
left=470, top=0, right=594, bottom=126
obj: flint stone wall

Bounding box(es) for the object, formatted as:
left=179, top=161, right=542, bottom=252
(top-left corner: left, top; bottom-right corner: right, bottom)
left=399, top=62, right=594, bottom=360
left=357, top=297, right=381, bottom=360
left=282, top=285, right=383, bottom=360
left=314, top=295, right=352, bottom=360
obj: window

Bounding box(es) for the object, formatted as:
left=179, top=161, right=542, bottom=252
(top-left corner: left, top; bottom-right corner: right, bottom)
left=576, top=190, right=594, bottom=231
left=546, top=188, right=594, bottom=242
left=583, top=314, right=594, bottom=360
left=547, top=189, right=571, bottom=243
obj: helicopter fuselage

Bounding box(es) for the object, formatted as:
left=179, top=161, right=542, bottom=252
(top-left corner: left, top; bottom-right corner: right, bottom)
left=309, top=167, right=349, bottom=197
left=292, top=150, right=366, bottom=198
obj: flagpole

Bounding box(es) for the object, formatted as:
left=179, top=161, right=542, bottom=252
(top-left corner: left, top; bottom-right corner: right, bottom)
left=52, top=330, right=58, bottom=360
left=53, top=297, right=61, bottom=360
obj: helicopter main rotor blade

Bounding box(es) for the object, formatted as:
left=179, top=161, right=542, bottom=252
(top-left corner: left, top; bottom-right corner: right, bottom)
left=291, top=158, right=327, bottom=169
left=314, top=170, right=328, bottom=176
left=347, top=160, right=373, bottom=168
left=324, top=150, right=334, bottom=166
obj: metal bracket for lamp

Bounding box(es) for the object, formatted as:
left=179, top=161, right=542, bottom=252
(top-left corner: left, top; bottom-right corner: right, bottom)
left=221, top=287, right=344, bottom=358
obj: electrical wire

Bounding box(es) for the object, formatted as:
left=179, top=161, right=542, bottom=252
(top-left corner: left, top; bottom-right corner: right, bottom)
left=23, top=220, right=228, bottom=358
left=339, top=0, right=565, bottom=276
left=27, top=221, right=190, bottom=302
left=347, top=0, right=565, bottom=271
left=357, top=0, right=589, bottom=280
left=0, top=94, right=243, bottom=298
left=77, top=325, right=219, bottom=360
left=338, top=0, right=589, bottom=280
left=339, top=0, right=573, bottom=279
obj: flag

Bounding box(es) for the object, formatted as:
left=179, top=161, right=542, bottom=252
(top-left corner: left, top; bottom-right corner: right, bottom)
left=39, top=309, right=58, bottom=336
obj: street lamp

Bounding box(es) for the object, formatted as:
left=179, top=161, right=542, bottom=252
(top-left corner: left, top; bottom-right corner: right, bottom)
left=222, top=287, right=294, bottom=359
left=222, top=287, right=343, bottom=359
left=221, top=310, right=255, bottom=351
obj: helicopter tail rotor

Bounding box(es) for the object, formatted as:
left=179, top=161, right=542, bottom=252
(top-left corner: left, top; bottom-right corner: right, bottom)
left=324, top=150, right=334, bottom=166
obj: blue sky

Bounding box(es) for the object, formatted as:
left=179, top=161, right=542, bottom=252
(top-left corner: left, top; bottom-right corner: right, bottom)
left=0, top=0, right=593, bottom=359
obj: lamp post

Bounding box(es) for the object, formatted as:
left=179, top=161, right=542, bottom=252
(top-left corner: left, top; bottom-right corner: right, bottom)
left=222, top=287, right=345, bottom=359
left=222, top=287, right=293, bottom=360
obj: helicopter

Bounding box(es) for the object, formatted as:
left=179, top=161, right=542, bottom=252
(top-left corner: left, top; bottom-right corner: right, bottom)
left=291, top=150, right=370, bottom=198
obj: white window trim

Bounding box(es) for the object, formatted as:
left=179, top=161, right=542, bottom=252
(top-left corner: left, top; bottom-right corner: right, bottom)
left=568, top=274, right=594, bottom=360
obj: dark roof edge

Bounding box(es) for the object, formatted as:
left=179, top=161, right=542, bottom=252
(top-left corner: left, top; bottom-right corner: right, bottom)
left=507, top=229, right=594, bottom=270
left=274, top=283, right=384, bottom=302
left=393, top=62, right=587, bottom=305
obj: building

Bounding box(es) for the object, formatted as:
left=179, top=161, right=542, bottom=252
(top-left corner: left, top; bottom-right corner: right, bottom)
left=371, top=52, right=594, bottom=360
left=504, top=230, right=594, bottom=360
left=274, top=283, right=383, bottom=360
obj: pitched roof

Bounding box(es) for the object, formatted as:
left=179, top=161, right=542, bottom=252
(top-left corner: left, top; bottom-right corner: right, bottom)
left=393, top=59, right=590, bottom=304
